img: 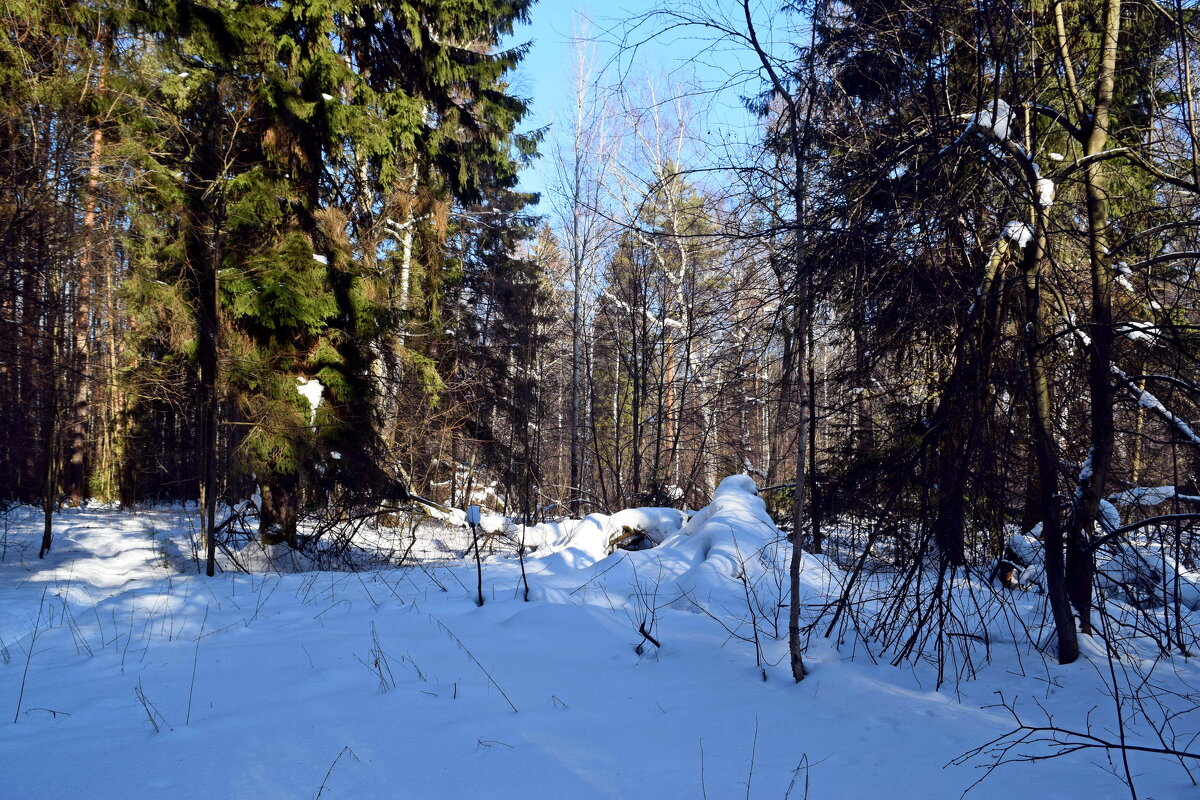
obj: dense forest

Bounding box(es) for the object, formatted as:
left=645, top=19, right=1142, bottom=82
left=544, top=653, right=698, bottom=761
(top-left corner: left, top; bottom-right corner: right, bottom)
left=8, top=3, right=1200, bottom=796
left=5, top=0, right=1200, bottom=669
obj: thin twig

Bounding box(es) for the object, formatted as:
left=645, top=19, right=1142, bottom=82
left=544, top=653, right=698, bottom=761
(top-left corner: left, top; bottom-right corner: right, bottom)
left=313, top=746, right=358, bottom=799
left=745, top=716, right=759, bottom=800
left=428, top=614, right=518, bottom=712
left=12, top=589, right=47, bottom=724
left=185, top=605, right=209, bottom=725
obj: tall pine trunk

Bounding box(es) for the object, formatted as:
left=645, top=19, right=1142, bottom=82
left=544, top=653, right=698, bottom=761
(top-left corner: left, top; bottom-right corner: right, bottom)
left=65, top=29, right=112, bottom=505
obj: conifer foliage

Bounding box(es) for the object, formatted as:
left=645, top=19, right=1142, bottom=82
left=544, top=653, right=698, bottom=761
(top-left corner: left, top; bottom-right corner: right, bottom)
left=1, top=0, right=538, bottom=554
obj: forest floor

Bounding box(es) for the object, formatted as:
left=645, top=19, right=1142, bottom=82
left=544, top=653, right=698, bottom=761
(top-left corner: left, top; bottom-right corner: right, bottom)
left=0, top=480, right=1196, bottom=799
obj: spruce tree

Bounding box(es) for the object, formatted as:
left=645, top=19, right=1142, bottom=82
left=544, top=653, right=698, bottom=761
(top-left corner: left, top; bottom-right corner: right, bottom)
left=130, top=0, right=538, bottom=547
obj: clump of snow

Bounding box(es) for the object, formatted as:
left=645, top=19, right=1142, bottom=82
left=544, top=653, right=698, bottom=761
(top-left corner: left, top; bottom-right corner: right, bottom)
left=1110, top=485, right=1200, bottom=507
left=966, top=99, right=1013, bottom=141
left=1113, top=261, right=1137, bottom=293
left=521, top=506, right=686, bottom=561
left=1098, top=498, right=1121, bottom=531
left=312, top=253, right=329, bottom=265
left=1097, top=543, right=1200, bottom=610
left=1001, top=530, right=1047, bottom=589
left=425, top=504, right=468, bottom=527
left=1007, top=531, right=1042, bottom=569
left=296, top=377, right=324, bottom=424
left=1036, top=177, right=1055, bottom=207
left=1117, top=320, right=1156, bottom=341
left=1002, top=220, right=1035, bottom=248
left=1114, top=365, right=1200, bottom=446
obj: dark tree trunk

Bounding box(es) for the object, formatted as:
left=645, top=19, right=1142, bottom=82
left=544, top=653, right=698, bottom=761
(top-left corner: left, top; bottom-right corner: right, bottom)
left=260, top=473, right=300, bottom=548
left=1023, top=234, right=1079, bottom=664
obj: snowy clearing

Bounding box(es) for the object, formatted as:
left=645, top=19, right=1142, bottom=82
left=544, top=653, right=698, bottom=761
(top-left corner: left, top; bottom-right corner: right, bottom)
left=1, top=479, right=1197, bottom=799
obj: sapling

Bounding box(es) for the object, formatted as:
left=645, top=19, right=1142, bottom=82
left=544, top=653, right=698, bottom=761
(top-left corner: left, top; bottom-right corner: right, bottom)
left=629, top=559, right=667, bottom=656
left=518, top=521, right=530, bottom=602
left=467, top=504, right=484, bottom=606
left=745, top=716, right=759, bottom=800
left=783, top=753, right=813, bottom=800
left=63, top=602, right=93, bottom=658
left=2, top=500, right=9, bottom=561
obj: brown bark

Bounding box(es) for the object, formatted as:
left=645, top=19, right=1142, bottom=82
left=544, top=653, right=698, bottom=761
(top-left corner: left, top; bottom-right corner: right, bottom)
left=1064, top=0, right=1123, bottom=637
left=64, top=27, right=113, bottom=505
left=1023, top=230, right=1079, bottom=664
left=259, top=473, right=300, bottom=548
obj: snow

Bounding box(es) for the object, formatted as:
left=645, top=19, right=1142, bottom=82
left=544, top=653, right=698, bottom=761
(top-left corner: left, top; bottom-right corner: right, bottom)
left=966, top=99, right=1013, bottom=141
left=1117, top=320, right=1155, bottom=341
left=1007, top=531, right=1042, bottom=567
left=1, top=481, right=1198, bottom=799
left=1114, top=262, right=1138, bottom=293
left=515, top=506, right=685, bottom=563
left=296, top=377, right=324, bottom=425
left=1099, top=497, right=1121, bottom=531
left=312, top=253, right=329, bottom=265
left=599, top=290, right=684, bottom=331
left=1001, top=220, right=1034, bottom=248
left=1036, top=177, right=1055, bottom=207
left=1114, top=365, right=1200, bottom=445
left=1110, top=485, right=1200, bottom=507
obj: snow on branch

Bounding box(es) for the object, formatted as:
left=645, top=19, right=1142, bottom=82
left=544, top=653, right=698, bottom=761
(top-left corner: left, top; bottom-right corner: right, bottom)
left=1001, top=221, right=1035, bottom=249
left=600, top=290, right=685, bottom=330
left=1116, top=320, right=1164, bottom=343
left=964, top=99, right=1013, bottom=142
left=1036, top=177, right=1055, bottom=208
left=1112, top=365, right=1200, bottom=446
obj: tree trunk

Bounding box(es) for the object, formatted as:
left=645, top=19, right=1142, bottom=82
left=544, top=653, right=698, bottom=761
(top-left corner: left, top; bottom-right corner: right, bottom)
left=1065, top=0, right=1123, bottom=637
left=788, top=300, right=811, bottom=682
left=1023, top=233, right=1079, bottom=664
left=39, top=321, right=60, bottom=558
left=260, top=473, right=300, bottom=548
left=64, top=30, right=112, bottom=506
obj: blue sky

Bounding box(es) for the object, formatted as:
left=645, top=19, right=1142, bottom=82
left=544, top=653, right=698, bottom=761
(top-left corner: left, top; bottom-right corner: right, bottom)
left=507, top=2, right=655, bottom=199
left=507, top=1, right=772, bottom=203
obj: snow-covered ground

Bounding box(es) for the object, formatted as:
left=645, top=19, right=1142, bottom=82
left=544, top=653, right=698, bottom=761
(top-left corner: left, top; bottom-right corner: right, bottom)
left=1, top=478, right=1197, bottom=799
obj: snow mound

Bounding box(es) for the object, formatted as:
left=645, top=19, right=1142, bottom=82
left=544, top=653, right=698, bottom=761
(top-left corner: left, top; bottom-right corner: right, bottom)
left=528, top=475, right=790, bottom=603
left=648, top=475, right=787, bottom=596
left=1097, top=544, right=1200, bottom=610
left=518, top=475, right=798, bottom=608
left=522, top=506, right=686, bottom=562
